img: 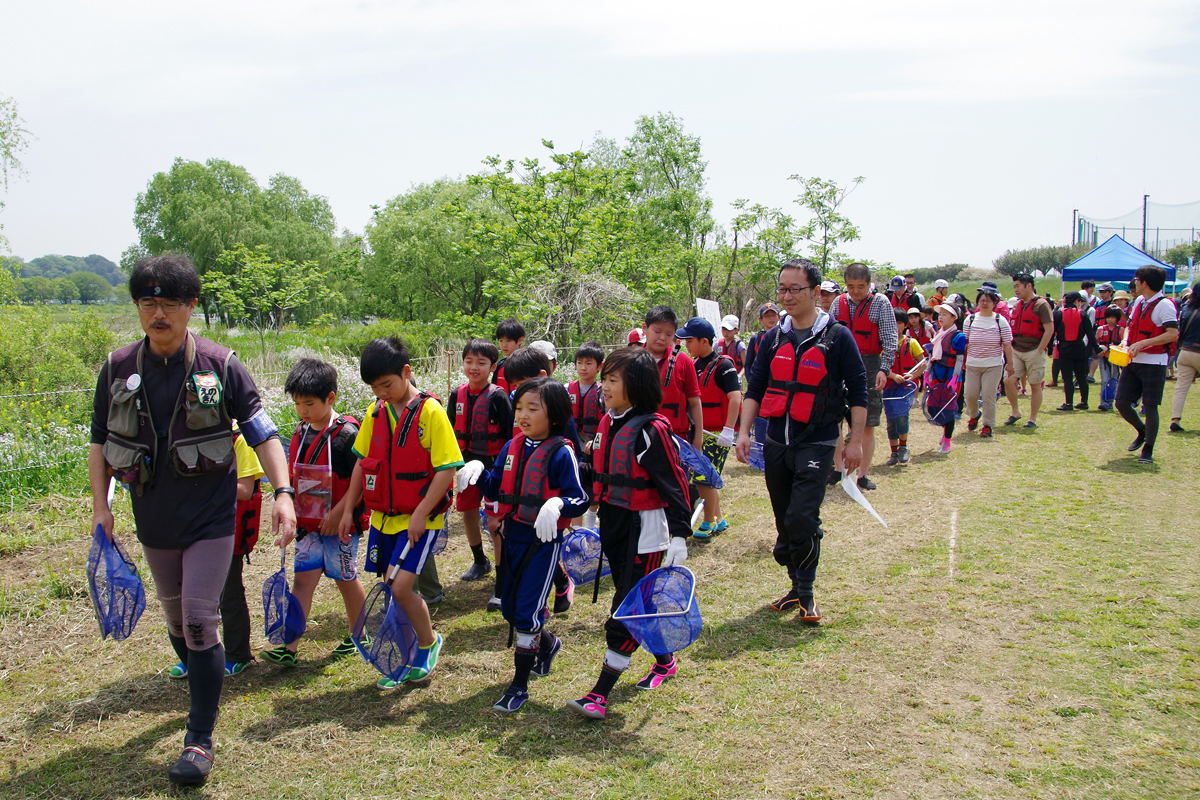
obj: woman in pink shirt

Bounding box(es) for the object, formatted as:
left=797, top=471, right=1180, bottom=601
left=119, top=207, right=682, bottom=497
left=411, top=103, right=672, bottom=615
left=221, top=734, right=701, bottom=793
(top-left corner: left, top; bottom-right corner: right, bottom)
left=963, top=286, right=1015, bottom=437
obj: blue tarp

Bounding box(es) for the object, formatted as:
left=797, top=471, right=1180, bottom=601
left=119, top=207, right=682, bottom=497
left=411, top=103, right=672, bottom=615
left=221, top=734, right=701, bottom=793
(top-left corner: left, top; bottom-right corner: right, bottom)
left=1061, top=235, right=1176, bottom=283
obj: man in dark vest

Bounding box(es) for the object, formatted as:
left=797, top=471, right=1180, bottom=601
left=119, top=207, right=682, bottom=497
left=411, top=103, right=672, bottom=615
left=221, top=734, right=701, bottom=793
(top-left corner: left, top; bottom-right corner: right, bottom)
left=89, top=255, right=296, bottom=787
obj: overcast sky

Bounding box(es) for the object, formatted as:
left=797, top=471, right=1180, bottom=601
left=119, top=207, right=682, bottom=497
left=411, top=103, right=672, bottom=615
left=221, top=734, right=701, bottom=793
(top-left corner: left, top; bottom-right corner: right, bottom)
left=2, top=0, right=1198, bottom=272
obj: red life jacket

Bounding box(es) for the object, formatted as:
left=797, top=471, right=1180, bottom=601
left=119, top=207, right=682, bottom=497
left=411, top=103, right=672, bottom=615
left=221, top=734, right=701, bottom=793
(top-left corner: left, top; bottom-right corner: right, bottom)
left=359, top=393, right=451, bottom=518
left=1128, top=296, right=1169, bottom=355
left=232, top=429, right=262, bottom=558
left=452, top=383, right=506, bottom=457
left=895, top=335, right=920, bottom=374
left=759, top=324, right=847, bottom=431
left=908, top=321, right=933, bottom=347
left=836, top=295, right=882, bottom=355
left=591, top=413, right=669, bottom=511
left=1097, top=323, right=1122, bottom=346
left=657, top=348, right=690, bottom=434
left=493, top=433, right=572, bottom=529
left=1061, top=307, right=1083, bottom=343
left=568, top=380, right=604, bottom=443
left=716, top=337, right=743, bottom=372
left=289, top=415, right=365, bottom=536
left=889, top=290, right=912, bottom=310
left=493, top=359, right=509, bottom=394
left=1012, top=298, right=1045, bottom=339
left=698, top=355, right=737, bottom=431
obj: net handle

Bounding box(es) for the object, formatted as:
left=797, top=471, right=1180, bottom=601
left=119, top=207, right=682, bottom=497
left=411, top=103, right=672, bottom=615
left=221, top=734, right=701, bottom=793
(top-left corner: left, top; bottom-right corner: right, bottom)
left=385, top=541, right=412, bottom=587
left=613, top=566, right=696, bottom=622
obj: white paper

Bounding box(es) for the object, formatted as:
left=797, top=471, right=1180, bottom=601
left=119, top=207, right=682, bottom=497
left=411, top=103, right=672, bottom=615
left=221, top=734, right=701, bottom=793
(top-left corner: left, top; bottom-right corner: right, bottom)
left=695, top=298, right=723, bottom=332
left=840, top=469, right=888, bottom=528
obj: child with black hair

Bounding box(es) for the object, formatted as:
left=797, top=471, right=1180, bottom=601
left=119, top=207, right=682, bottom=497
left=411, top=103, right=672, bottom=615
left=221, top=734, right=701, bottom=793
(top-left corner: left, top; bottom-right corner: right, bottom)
left=460, top=377, right=588, bottom=712
left=643, top=305, right=704, bottom=451
left=927, top=304, right=967, bottom=454
left=569, top=341, right=606, bottom=529
left=338, top=337, right=464, bottom=688
left=1096, top=305, right=1126, bottom=411
left=447, top=339, right=512, bottom=582
left=260, top=358, right=369, bottom=668
left=567, top=346, right=693, bottom=721
left=492, top=318, right=526, bottom=393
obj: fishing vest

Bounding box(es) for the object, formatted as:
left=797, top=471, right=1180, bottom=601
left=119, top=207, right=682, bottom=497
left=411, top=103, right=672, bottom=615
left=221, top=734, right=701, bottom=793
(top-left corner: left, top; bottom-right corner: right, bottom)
left=101, top=333, right=236, bottom=496
left=452, top=383, right=506, bottom=457
left=759, top=324, right=847, bottom=431
left=359, top=393, right=451, bottom=518
left=716, top=337, right=744, bottom=372
left=591, top=413, right=669, bottom=511
left=494, top=433, right=572, bottom=529
left=698, top=355, right=737, bottom=432
left=1128, top=296, right=1169, bottom=355
left=836, top=295, right=882, bottom=355
left=657, top=348, right=690, bottom=434
left=1012, top=299, right=1046, bottom=339
left=568, top=380, right=604, bottom=443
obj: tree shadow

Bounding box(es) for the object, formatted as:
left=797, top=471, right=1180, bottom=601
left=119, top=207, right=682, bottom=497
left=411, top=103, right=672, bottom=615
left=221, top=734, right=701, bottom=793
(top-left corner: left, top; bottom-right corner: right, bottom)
left=1098, top=456, right=1160, bottom=475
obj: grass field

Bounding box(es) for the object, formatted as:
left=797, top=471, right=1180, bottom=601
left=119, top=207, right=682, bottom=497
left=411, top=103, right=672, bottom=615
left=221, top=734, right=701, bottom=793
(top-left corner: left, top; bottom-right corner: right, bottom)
left=0, top=379, right=1197, bottom=799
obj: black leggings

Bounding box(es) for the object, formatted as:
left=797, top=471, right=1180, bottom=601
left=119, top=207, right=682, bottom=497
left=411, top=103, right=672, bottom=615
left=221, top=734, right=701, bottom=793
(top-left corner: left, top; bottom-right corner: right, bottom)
left=1059, top=357, right=1090, bottom=405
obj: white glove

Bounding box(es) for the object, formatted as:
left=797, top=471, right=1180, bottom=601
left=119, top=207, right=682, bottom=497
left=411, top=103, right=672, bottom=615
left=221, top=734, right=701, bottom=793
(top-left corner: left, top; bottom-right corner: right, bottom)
left=662, top=536, right=689, bottom=567
left=457, top=460, right=485, bottom=491
left=582, top=508, right=599, bottom=530
left=534, top=497, right=565, bottom=542
left=716, top=426, right=736, bottom=448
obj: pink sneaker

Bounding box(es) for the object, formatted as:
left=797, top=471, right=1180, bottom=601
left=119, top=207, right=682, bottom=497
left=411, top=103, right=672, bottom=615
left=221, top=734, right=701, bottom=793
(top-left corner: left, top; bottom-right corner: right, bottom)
left=938, top=436, right=952, bottom=454
left=566, top=692, right=607, bottom=720
left=635, top=659, right=677, bottom=690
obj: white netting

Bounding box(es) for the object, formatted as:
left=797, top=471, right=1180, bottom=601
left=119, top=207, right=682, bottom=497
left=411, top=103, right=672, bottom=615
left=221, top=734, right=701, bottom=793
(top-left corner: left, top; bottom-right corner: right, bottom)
left=1079, top=200, right=1200, bottom=257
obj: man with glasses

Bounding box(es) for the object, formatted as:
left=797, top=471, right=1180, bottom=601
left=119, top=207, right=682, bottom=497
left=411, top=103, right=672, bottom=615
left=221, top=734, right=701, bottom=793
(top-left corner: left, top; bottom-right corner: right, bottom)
left=736, top=258, right=868, bottom=624
left=89, top=255, right=296, bottom=786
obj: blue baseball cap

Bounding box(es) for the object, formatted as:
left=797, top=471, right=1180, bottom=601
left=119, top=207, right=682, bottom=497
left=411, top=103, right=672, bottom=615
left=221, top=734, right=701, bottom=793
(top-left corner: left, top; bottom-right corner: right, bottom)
left=675, top=317, right=716, bottom=341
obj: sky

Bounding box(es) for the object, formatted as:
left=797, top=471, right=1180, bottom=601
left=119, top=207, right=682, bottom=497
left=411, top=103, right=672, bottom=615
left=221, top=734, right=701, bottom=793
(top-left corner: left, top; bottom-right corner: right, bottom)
left=2, top=0, right=1198, bottom=273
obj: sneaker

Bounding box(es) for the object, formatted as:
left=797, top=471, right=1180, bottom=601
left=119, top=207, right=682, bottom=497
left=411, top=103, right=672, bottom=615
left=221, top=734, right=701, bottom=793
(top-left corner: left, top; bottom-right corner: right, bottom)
left=1097, top=404, right=1111, bottom=411
left=1075, top=403, right=1088, bottom=410
left=376, top=668, right=410, bottom=690
left=553, top=580, right=574, bottom=615
left=1137, top=455, right=1155, bottom=465
left=1170, top=422, right=1185, bottom=432
left=486, top=595, right=502, bottom=613
left=405, top=632, right=443, bottom=682
left=258, top=646, right=298, bottom=667
left=168, top=662, right=188, bottom=680
left=1127, top=434, right=1145, bottom=452
left=531, top=636, right=562, bottom=677
left=420, top=591, right=444, bottom=606
left=566, top=693, right=607, bottom=720
left=492, top=687, right=530, bottom=713
left=713, top=518, right=728, bottom=534
left=856, top=476, right=876, bottom=490
left=798, top=597, right=822, bottom=623
left=954, top=411, right=962, bottom=420
left=1056, top=403, right=1074, bottom=411
left=224, top=661, right=250, bottom=677
left=461, top=559, right=492, bottom=582
left=331, top=636, right=359, bottom=660
left=885, top=451, right=899, bottom=467
left=826, top=470, right=842, bottom=487
left=635, top=659, right=677, bottom=690
left=979, top=425, right=993, bottom=438
left=770, top=589, right=801, bottom=612
left=897, top=445, right=910, bottom=464
left=167, top=744, right=214, bottom=786
left=1004, top=415, right=1021, bottom=426
left=1086, top=376, right=1096, bottom=383
left=693, top=520, right=715, bottom=541
left=967, top=415, right=980, bottom=431
left=938, top=436, right=952, bottom=454
left=1023, top=420, right=1037, bottom=429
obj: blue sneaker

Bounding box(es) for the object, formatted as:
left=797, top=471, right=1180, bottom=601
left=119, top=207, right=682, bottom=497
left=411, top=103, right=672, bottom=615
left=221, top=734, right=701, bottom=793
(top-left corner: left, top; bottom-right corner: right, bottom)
left=713, top=518, right=728, bottom=534
left=225, top=661, right=249, bottom=677
left=168, top=662, right=188, bottom=680
left=694, top=521, right=715, bottom=541
left=531, top=636, right=562, bottom=677
left=406, top=632, right=443, bottom=682
left=492, top=687, right=530, bottom=713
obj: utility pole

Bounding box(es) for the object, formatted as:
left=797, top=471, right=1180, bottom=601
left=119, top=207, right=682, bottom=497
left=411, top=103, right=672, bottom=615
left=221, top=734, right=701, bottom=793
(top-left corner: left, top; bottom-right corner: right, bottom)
left=1142, top=194, right=1149, bottom=252
left=1072, top=209, right=1077, bottom=247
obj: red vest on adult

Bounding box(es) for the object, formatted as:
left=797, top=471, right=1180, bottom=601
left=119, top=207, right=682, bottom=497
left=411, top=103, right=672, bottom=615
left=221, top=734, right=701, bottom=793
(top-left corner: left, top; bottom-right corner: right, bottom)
left=1128, top=296, right=1169, bottom=355
left=698, top=355, right=738, bottom=431
left=836, top=295, right=883, bottom=355
left=568, top=380, right=604, bottom=444
left=591, top=413, right=671, bottom=511
left=359, top=393, right=451, bottom=518
left=493, top=433, right=572, bottom=529
left=1011, top=298, right=1046, bottom=339
left=1061, top=307, right=1084, bottom=342
left=759, top=325, right=847, bottom=429
left=452, top=383, right=506, bottom=457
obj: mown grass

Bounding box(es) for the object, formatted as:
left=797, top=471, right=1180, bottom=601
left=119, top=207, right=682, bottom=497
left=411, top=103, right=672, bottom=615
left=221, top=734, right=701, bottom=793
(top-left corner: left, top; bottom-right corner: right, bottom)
left=0, top=376, right=1197, bottom=799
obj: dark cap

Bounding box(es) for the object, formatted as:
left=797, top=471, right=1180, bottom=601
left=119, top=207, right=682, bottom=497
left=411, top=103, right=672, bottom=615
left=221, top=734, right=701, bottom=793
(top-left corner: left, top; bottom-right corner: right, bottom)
left=757, top=302, right=780, bottom=318
left=675, top=317, right=716, bottom=341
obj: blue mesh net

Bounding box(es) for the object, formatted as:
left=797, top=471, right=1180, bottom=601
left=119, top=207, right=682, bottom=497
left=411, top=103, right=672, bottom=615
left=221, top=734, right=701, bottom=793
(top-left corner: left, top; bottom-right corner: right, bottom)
left=1101, top=377, right=1119, bottom=406
left=614, top=566, right=702, bottom=656
left=922, top=382, right=959, bottom=426
left=428, top=526, right=448, bottom=556
left=747, top=441, right=765, bottom=472
left=262, top=550, right=307, bottom=646
left=561, top=528, right=610, bottom=585
left=86, top=525, right=146, bottom=641
left=352, top=580, right=418, bottom=681
left=882, top=381, right=917, bottom=419
left=674, top=436, right=723, bottom=489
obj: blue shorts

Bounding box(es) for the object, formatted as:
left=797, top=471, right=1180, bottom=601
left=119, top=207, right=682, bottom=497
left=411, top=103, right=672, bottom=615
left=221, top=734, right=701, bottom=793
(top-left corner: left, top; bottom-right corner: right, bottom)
left=364, top=526, right=439, bottom=578
left=295, top=532, right=360, bottom=582
left=499, top=538, right=559, bottom=633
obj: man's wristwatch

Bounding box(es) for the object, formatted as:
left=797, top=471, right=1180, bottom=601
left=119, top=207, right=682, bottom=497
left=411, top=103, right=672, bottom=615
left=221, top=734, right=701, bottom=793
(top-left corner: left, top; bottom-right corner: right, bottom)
left=273, top=486, right=296, bottom=499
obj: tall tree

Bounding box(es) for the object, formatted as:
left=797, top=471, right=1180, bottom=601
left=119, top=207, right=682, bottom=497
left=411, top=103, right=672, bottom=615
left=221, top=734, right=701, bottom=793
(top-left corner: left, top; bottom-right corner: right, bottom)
left=67, top=271, right=112, bottom=303
left=0, top=94, right=32, bottom=251
left=51, top=276, right=79, bottom=304
left=789, top=175, right=865, bottom=271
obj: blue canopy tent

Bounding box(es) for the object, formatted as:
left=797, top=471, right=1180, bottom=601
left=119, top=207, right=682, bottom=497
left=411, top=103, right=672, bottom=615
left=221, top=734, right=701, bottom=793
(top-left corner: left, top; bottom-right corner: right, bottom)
left=1061, top=235, right=1178, bottom=295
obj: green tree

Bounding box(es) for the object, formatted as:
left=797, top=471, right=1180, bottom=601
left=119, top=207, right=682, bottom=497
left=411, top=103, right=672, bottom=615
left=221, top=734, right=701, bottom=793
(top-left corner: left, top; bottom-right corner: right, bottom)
left=992, top=244, right=1089, bottom=278
left=21, top=253, right=122, bottom=285
left=0, top=94, right=32, bottom=251
left=51, top=276, right=79, bottom=304
left=1163, top=241, right=1200, bottom=268
left=0, top=255, right=18, bottom=304
left=67, top=271, right=112, bottom=303
left=19, top=275, right=53, bottom=303
left=789, top=175, right=865, bottom=271
left=203, top=244, right=337, bottom=354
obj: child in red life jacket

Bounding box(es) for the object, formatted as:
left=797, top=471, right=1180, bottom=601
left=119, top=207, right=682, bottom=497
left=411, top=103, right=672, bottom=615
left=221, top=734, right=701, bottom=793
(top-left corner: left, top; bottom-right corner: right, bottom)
left=170, top=423, right=264, bottom=680
left=566, top=347, right=694, bottom=721
left=457, top=377, right=589, bottom=713
left=260, top=359, right=369, bottom=669
left=492, top=318, right=526, bottom=394
left=569, top=341, right=606, bottom=529
left=338, top=338, right=465, bottom=688
left=886, top=308, right=928, bottom=466
left=1096, top=305, right=1126, bottom=410
left=676, top=316, right=742, bottom=539
left=927, top=304, right=967, bottom=454
left=447, top=339, right=513, bottom=583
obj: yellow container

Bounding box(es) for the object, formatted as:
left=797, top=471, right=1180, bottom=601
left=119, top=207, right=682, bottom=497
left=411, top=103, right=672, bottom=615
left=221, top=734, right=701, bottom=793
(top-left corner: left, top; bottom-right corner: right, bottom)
left=1108, top=345, right=1131, bottom=367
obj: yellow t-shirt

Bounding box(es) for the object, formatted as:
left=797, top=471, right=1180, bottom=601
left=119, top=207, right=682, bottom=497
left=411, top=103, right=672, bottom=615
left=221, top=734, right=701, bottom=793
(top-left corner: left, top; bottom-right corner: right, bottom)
left=352, top=397, right=464, bottom=534
left=233, top=427, right=265, bottom=481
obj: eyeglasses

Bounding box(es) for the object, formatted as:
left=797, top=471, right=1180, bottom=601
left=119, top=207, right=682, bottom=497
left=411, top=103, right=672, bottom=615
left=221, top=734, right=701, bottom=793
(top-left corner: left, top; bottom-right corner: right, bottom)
left=776, top=284, right=813, bottom=296
left=135, top=298, right=186, bottom=313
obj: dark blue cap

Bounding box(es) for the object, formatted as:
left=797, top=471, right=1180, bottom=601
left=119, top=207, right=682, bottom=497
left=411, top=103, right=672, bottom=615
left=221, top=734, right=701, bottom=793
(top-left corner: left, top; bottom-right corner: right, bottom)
left=675, top=317, right=716, bottom=341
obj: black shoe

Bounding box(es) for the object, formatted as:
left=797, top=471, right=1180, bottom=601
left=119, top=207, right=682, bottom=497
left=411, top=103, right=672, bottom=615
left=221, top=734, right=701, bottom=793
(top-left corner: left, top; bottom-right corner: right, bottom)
left=826, top=470, right=841, bottom=487
left=1127, top=434, right=1145, bottom=452
left=980, top=425, right=993, bottom=438
left=770, top=589, right=801, bottom=612
left=856, top=476, right=877, bottom=490
left=168, top=744, right=214, bottom=786
left=1056, top=403, right=1074, bottom=411
left=1075, top=403, right=1088, bottom=410
left=798, top=597, right=822, bottom=623
left=1137, top=455, right=1154, bottom=464
left=460, top=559, right=492, bottom=581
left=1003, top=415, right=1021, bottom=426
left=1170, top=422, right=1184, bottom=433
left=531, top=636, right=562, bottom=677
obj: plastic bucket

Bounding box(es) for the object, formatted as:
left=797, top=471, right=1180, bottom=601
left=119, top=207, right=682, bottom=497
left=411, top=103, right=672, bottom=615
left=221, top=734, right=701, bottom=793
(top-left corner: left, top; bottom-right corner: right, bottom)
left=1108, top=346, right=1131, bottom=367
left=614, top=566, right=702, bottom=655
